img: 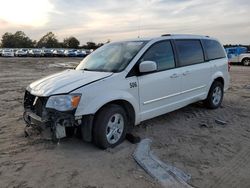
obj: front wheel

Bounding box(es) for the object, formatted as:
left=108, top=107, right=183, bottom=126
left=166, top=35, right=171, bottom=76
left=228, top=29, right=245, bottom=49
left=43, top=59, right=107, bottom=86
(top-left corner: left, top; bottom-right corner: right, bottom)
left=204, top=81, right=224, bottom=109
left=93, top=104, right=128, bottom=149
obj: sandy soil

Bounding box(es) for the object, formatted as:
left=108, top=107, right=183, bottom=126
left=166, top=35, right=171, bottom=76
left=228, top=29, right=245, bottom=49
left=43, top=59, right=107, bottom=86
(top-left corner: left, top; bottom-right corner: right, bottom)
left=0, top=57, right=250, bottom=188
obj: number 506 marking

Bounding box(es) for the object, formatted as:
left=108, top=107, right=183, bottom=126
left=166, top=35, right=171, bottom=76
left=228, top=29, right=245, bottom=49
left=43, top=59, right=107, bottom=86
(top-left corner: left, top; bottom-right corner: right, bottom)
left=130, top=82, right=137, bottom=88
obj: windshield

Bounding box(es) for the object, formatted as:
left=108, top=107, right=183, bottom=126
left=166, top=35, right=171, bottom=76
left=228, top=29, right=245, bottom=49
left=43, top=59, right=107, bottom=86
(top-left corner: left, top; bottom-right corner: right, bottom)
left=76, top=41, right=146, bottom=72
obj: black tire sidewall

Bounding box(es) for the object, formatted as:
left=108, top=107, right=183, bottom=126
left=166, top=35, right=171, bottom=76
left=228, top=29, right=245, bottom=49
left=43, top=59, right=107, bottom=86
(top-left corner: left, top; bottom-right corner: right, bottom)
left=243, top=58, right=250, bottom=66
left=93, top=104, right=128, bottom=149
left=206, top=81, right=224, bottom=109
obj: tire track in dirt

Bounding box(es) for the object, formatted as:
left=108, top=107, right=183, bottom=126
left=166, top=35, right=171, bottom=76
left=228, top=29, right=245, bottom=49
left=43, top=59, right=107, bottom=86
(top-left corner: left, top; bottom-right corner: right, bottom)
left=206, top=148, right=250, bottom=188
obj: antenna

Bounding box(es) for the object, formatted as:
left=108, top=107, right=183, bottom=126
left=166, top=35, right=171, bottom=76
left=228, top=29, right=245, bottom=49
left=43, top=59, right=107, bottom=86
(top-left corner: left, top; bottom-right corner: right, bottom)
left=138, top=14, right=141, bottom=38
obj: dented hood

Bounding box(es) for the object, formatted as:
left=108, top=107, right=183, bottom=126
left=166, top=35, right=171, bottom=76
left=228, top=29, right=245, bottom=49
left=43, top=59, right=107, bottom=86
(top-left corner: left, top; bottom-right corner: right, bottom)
left=27, top=69, right=113, bottom=96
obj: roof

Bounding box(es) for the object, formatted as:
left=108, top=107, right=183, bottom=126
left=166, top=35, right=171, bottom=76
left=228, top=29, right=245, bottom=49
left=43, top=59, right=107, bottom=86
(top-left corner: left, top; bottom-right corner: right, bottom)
left=120, top=34, right=215, bottom=43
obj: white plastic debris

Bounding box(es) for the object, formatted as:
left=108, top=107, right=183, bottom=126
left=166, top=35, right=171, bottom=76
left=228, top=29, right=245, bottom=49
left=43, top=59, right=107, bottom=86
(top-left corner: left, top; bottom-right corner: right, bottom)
left=133, top=139, right=193, bottom=188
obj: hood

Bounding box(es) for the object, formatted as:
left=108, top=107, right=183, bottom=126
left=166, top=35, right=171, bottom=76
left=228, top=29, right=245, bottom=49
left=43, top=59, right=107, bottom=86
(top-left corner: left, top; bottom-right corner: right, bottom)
left=27, top=69, right=113, bottom=96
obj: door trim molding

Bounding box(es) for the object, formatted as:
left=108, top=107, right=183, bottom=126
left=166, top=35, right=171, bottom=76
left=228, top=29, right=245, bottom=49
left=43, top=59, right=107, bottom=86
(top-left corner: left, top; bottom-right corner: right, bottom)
left=143, top=85, right=206, bottom=105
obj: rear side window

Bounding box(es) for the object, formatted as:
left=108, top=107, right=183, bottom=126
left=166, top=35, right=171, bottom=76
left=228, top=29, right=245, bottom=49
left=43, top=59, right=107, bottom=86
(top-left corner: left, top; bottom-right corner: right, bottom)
left=203, top=39, right=225, bottom=60
left=140, top=41, right=175, bottom=71
left=175, top=40, right=204, bottom=66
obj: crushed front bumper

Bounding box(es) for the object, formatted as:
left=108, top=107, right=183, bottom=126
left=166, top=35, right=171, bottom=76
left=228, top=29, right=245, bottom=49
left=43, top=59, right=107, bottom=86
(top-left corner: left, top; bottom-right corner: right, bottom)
left=23, top=90, right=94, bottom=142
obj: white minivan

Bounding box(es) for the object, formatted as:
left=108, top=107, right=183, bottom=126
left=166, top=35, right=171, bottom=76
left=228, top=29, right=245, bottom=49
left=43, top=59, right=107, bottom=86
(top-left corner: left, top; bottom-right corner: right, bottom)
left=23, top=34, right=230, bottom=149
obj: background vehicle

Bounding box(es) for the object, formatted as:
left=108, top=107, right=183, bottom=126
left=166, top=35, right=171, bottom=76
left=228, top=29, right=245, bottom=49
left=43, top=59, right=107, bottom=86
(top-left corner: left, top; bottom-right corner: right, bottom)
left=2, top=49, right=15, bottom=57
left=23, top=34, right=229, bottom=149
left=0, top=49, right=3, bottom=56
left=15, top=49, right=28, bottom=57
left=225, top=46, right=250, bottom=65
left=28, top=49, right=42, bottom=57
left=42, top=49, right=54, bottom=57
left=64, top=49, right=77, bottom=57
left=76, top=50, right=87, bottom=57
left=53, top=49, right=65, bottom=57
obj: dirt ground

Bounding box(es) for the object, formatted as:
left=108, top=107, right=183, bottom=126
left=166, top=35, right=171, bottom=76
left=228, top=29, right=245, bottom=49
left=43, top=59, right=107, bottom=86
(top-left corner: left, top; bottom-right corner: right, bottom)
left=0, top=57, right=250, bottom=188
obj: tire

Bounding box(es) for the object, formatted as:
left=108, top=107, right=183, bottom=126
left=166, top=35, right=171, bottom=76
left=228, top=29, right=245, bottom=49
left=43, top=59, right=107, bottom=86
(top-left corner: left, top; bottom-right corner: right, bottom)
left=93, top=104, right=128, bottom=149
left=242, top=58, right=250, bottom=66
left=65, top=127, right=75, bottom=138
left=204, top=81, right=224, bottom=109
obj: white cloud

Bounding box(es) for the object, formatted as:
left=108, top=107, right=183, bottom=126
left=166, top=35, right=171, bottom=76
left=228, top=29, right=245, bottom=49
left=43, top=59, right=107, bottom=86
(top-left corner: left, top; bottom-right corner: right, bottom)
left=0, top=0, right=249, bottom=44
left=0, top=0, right=54, bottom=27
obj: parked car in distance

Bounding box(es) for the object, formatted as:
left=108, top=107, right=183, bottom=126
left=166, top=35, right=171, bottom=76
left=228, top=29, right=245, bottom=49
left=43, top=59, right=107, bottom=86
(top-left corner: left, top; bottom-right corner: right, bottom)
left=64, top=49, right=77, bottom=57
left=28, top=49, right=42, bottom=57
left=23, top=34, right=229, bottom=149
left=2, top=49, right=15, bottom=57
left=85, top=49, right=92, bottom=55
left=53, top=49, right=65, bottom=57
left=225, top=46, right=250, bottom=66
left=76, top=50, right=87, bottom=57
left=0, top=49, right=3, bottom=56
left=15, top=49, right=28, bottom=57
left=42, top=49, right=54, bottom=57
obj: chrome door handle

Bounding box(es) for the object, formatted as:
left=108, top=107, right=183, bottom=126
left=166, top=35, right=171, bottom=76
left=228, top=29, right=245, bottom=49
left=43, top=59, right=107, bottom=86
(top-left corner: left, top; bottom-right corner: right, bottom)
left=183, top=71, right=190, bottom=76
left=170, top=73, right=179, bottom=78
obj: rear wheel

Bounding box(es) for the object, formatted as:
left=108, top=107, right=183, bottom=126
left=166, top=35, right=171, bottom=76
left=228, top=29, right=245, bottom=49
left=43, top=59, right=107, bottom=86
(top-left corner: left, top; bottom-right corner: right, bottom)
left=242, top=58, right=250, bottom=66
left=93, top=104, right=128, bottom=149
left=205, top=81, right=224, bottom=109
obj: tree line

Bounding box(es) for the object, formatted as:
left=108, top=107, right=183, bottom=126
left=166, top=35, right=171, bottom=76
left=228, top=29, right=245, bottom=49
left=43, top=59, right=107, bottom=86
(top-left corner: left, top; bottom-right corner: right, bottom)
left=2, top=31, right=249, bottom=51
left=0, top=31, right=105, bottom=49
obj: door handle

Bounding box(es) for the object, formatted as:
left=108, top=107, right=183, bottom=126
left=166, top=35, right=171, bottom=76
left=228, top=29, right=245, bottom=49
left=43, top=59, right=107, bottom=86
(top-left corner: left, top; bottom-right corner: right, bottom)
left=182, top=71, right=190, bottom=76
left=170, top=73, right=179, bottom=78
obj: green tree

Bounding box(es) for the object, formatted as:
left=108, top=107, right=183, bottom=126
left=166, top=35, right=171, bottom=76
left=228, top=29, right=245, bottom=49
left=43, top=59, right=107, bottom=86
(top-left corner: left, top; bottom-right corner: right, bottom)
left=63, top=36, right=80, bottom=49
left=1, top=32, right=16, bottom=48
left=82, top=42, right=97, bottom=49
left=1, top=31, right=34, bottom=48
left=37, top=32, right=60, bottom=48
left=13, top=31, right=34, bottom=48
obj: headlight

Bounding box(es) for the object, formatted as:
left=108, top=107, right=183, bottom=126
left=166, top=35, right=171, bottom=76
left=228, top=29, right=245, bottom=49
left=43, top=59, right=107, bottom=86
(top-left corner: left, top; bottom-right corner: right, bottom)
left=46, top=94, right=81, bottom=111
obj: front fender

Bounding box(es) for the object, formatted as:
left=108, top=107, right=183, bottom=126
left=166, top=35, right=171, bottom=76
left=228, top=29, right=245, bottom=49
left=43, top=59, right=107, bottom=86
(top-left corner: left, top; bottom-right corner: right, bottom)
left=75, top=90, right=141, bottom=125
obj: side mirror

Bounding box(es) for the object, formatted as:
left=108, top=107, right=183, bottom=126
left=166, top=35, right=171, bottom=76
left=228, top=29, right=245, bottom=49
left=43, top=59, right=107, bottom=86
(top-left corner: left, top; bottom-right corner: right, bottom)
left=139, top=61, right=157, bottom=73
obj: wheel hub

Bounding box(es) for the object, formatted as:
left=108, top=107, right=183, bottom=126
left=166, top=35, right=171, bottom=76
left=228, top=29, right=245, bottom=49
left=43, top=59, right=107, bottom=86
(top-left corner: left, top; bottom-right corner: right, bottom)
left=106, top=113, right=124, bottom=144
left=212, top=86, right=222, bottom=106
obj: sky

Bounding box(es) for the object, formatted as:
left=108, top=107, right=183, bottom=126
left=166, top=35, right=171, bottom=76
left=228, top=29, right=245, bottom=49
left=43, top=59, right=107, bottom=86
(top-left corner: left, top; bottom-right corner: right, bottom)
left=0, top=0, right=249, bottom=45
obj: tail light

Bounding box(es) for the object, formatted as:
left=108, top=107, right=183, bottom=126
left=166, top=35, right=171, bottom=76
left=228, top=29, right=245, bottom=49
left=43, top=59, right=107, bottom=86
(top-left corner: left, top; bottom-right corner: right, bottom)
left=228, top=61, right=231, bottom=72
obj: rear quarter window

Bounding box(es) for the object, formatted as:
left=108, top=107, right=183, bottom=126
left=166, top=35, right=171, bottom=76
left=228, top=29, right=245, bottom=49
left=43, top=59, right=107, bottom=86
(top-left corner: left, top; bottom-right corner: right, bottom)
left=175, top=40, right=204, bottom=66
left=203, top=39, right=226, bottom=60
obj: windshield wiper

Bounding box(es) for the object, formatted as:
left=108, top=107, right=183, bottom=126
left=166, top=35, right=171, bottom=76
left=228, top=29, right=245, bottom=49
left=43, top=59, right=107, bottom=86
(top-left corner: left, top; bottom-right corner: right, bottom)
left=82, top=68, right=96, bottom=71
left=82, top=68, right=112, bottom=72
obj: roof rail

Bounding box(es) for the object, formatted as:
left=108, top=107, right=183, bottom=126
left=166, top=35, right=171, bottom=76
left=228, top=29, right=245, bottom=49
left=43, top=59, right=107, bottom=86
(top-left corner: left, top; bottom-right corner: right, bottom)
left=161, top=34, right=171, bottom=37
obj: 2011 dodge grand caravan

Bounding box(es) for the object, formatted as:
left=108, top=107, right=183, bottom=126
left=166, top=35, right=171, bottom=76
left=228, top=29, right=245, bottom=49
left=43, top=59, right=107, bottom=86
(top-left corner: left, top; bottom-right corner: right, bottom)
left=23, top=34, right=229, bottom=149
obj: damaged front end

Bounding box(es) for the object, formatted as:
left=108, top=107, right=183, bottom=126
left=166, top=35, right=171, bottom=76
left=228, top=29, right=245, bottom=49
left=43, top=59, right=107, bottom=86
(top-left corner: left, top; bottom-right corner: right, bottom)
left=23, top=90, right=83, bottom=141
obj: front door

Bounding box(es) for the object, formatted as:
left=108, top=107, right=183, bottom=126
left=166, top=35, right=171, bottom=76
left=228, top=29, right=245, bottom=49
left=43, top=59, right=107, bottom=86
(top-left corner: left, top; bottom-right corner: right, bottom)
left=137, top=41, right=182, bottom=121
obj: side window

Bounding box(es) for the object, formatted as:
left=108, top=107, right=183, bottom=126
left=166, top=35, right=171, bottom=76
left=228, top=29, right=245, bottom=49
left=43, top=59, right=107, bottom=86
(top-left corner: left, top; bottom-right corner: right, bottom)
left=175, top=40, right=204, bottom=66
left=140, top=41, right=175, bottom=71
left=203, top=39, right=226, bottom=60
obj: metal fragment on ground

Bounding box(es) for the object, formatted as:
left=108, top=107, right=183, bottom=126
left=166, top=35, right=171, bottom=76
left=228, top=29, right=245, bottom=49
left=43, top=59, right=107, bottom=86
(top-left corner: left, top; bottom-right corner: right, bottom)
left=133, top=139, right=193, bottom=188
left=215, top=119, right=227, bottom=125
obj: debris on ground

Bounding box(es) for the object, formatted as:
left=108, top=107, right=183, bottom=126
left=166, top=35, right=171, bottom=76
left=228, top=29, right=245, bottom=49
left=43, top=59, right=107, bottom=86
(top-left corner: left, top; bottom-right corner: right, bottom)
left=199, top=118, right=227, bottom=128
left=215, top=119, right=227, bottom=126
left=133, top=138, right=192, bottom=188
left=199, top=119, right=214, bottom=128
left=199, top=123, right=213, bottom=128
